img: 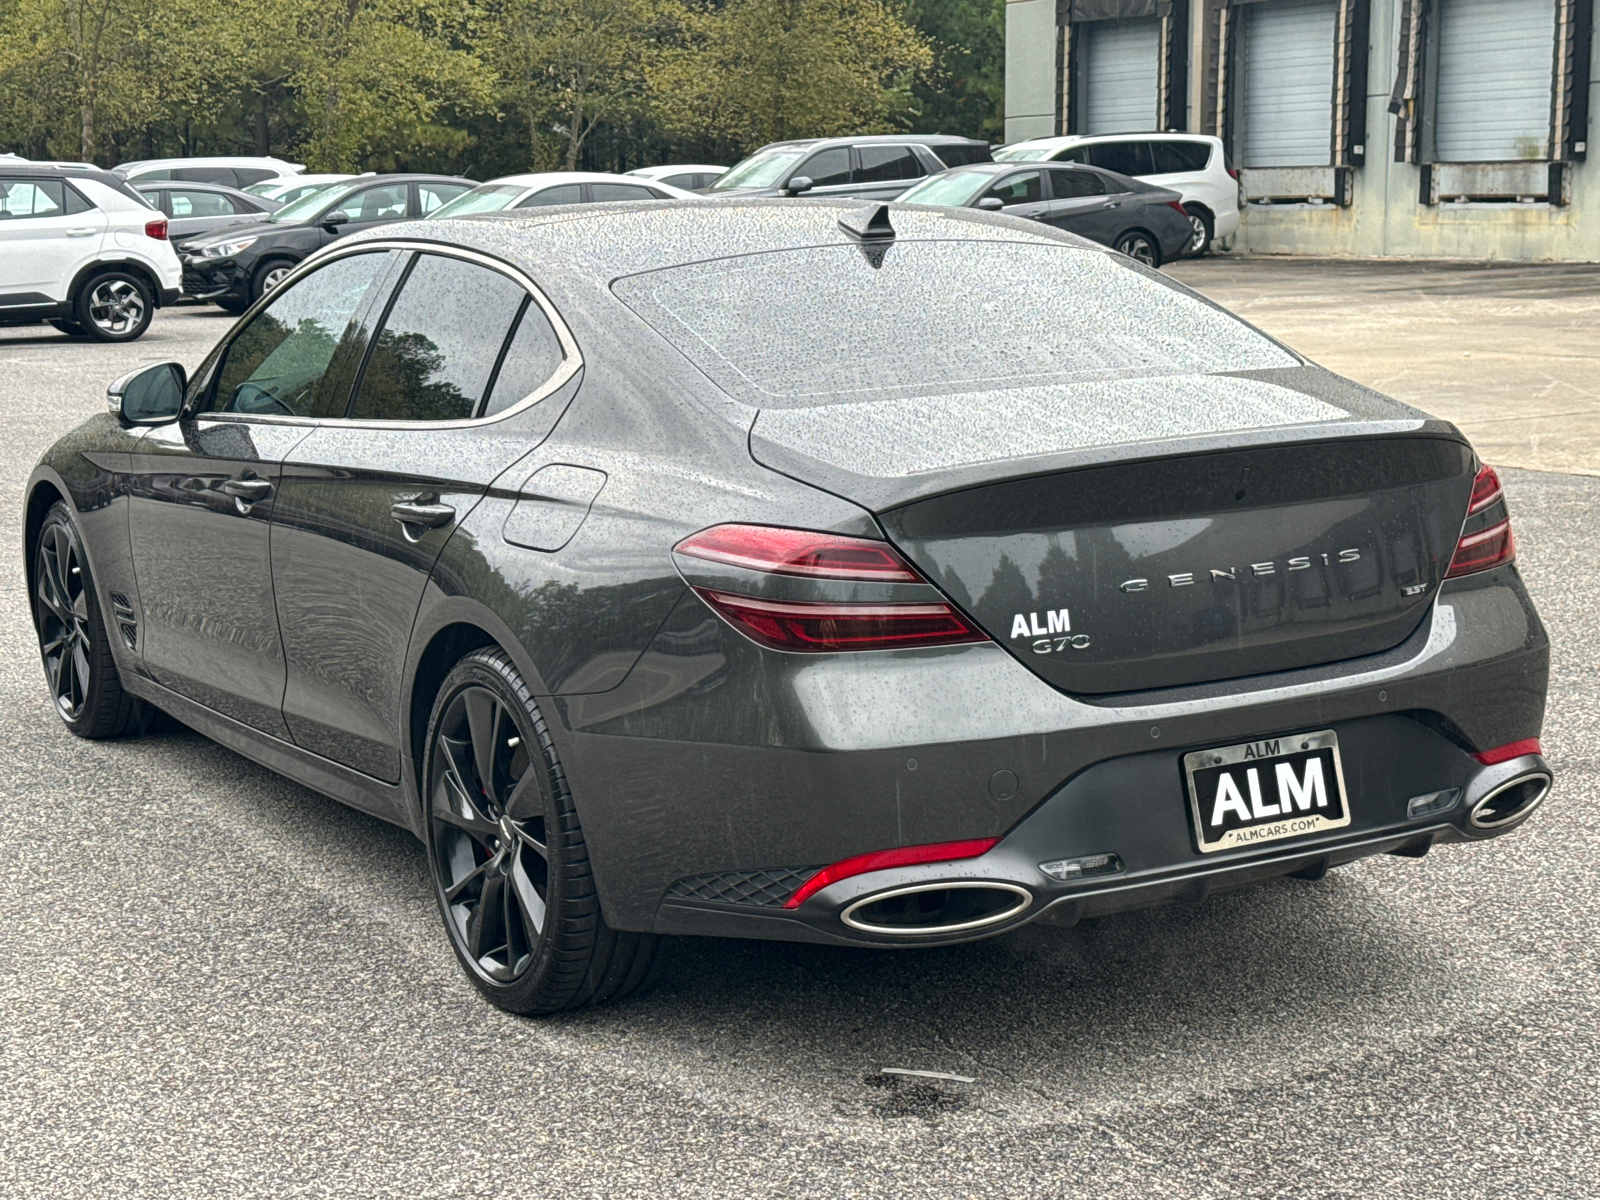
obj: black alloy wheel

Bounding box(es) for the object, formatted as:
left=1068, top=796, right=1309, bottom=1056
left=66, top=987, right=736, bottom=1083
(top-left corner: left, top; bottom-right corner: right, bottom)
left=423, top=649, right=660, bottom=1014
left=1184, top=206, right=1214, bottom=257
left=1114, top=230, right=1162, bottom=268
left=75, top=270, right=154, bottom=343
left=32, top=502, right=142, bottom=738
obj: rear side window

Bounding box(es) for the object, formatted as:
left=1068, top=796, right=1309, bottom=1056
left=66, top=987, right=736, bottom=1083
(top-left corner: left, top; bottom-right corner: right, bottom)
left=1049, top=147, right=1091, bottom=164
left=932, top=143, right=993, bottom=168
left=482, top=303, right=565, bottom=417
left=212, top=252, right=394, bottom=418
left=170, top=189, right=239, bottom=217
left=518, top=184, right=581, bottom=207
left=983, top=171, right=1043, bottom=206
left=234, top=168, right=279, bottom=187
left=854, top=146, right=923, bottom=183
left=1048, top=168, right=1105, bottom=198
left=589, top=183, right=662, bottom=202
left=0, top=179, right=66, bottom=218
left=1151, top=141, right=1212, bottom=174
left=419, top=183, right=468, bottom=213
left=350, top=254, right=527, bottom=422
left=1087, top=141, right=1154, bottom=176
left=797, top=148, right=850, bottom=187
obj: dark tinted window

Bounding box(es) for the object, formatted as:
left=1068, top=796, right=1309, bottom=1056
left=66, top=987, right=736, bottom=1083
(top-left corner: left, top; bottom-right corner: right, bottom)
left=1150, top=141, right=1212, bottom=174
left=235, top=167, right=280, bottom=187
left=1047, top=167, right=1105, bottom=198
left=482, top=302, right=565, bottom=417
left=0, top=178, right=67, bottom=218
left=1049, top=147, right=1091, bottom=164
left=212, top=252, right=393, bottom=417
left=518, top=184, right=581, bottom=207
left=134, top=168, right=173, bottom=180
left=173, top=166, right=237, bottom=185
left=797, top=148, right=849, bottom=187
left=590, top=183, right=661, bottom=202
left=351, top=254, right=526, bottom=422
left=854, top=146, right=923, bottom=183
left=169, top=189, right=240, bottom=217
left=658, top=173, right=697, bottom=189
left=983, top=171, right=1043, bottom=205
left=1087, top=141, right=1154, bottom=177
left=932, top=143, right=993, bottom=168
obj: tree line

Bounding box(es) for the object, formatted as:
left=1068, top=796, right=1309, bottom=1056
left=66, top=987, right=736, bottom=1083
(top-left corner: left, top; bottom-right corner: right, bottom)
left=0, top=0, right=1002, bottom=176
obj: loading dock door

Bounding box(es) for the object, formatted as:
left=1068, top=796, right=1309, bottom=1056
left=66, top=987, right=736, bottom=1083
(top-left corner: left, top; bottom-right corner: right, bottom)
left=1080, top=19, right=1161, bottom=133
left=1433, top=0, right=1555, bottom=162
left=1239, top=0, right=1338, bottom=166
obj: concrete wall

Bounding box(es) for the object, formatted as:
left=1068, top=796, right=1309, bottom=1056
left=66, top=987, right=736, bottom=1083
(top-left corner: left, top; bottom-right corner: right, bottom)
left=1004, top=0, right=1600, bottom=261
left=1005, top=0, right=1059, bottom=143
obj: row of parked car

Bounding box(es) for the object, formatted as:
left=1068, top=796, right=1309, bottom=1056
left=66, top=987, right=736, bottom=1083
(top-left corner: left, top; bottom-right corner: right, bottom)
left=0, top=132, right=1240, bottom=342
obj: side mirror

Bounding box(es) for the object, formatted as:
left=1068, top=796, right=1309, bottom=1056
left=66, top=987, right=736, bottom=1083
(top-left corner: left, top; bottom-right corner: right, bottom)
left=108, top=362, right=187, bottom=425
left=976, top=196, right=1005, bottom=211
left=785, top=176, right=814, bottom=196
left=320, top=210, right=350, bottom=231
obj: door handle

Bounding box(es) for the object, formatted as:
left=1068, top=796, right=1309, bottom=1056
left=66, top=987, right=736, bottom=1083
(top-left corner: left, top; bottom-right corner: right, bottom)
left=66, top=227, right=99, bottom=237
left=221, top=478, right=274, bottom=501
left=391, top=500, right=456, bottom=529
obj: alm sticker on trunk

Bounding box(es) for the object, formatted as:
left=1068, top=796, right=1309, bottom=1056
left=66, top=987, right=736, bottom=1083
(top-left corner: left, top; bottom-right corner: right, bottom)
left=1182, top=729, right=1351, bottom=853
left=1010, top=608, right=1090, bottom=654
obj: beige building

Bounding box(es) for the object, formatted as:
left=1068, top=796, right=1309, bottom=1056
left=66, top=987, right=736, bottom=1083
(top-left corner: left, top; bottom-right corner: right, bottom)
left=1004, top=0, right=1599, bottom=260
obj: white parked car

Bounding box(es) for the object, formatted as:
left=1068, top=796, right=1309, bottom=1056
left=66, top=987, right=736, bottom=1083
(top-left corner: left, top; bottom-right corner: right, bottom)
left=0, top=164, right=181, bottom=342
left=994, top=133, right=1238, bottom=255
left=626, top=163, right=728, bottom=192
left=113, top=156, right=305, bottom=191
left=244, top=173, right=365, bottom=206
left=427, top=171, right=699, bottom=218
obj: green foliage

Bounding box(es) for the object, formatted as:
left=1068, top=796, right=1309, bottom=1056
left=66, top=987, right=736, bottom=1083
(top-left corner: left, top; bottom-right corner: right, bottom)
left=0, top=0, right=1001, bottom=172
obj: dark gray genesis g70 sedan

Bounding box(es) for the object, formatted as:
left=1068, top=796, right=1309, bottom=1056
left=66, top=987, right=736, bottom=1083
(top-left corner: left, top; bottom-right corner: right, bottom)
left=26, top=198, right=1551, bottom=1014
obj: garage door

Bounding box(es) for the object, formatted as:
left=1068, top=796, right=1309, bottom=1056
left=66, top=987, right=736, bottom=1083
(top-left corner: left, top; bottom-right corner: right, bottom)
left=1433, top=0, right=1555, bottom=162
left=1080, top=19, right=1160, bottom=134
left=1238, top=0, right=1337, bottom=167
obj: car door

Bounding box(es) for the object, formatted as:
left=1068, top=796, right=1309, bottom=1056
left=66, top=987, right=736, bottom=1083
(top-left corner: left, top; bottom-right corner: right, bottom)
left=0, top=177, right=106, bottom=305
left=125, top=249, right=397, bottom=737
left=849, top=145, right=928, bottom=199
left=976, top=170, right=1049, bottom=222
left=270, top=248, right=567, bottom=781
left=165, top=187, right=256, bottom=241
left=1042, top=167, right=1120, bottom=244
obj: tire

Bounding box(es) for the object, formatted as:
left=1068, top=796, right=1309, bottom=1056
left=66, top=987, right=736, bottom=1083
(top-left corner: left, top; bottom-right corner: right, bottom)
left=250, top=259, right=296, bottom=304
left=74, top=270, right=154, bottom=342
left=422, top=648, right=661, bottom=1014
left=1114, top=229, right=1162, bottom=269
left=49, top=319, right=85, bottom=336
left=1183, top=206, right=1215, bottom=257
left=32, top=502, right=144, bottom=738
left=215, top=296, right=250, bottom=315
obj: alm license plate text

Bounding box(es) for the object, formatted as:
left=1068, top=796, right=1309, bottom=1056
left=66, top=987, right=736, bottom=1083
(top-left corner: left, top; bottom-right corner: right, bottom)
left=1183, top=730, right=1350, bottom=853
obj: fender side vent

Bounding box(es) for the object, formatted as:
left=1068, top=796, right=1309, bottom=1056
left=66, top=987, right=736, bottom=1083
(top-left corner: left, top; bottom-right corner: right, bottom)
left=109, top=593, right=137, bottom=650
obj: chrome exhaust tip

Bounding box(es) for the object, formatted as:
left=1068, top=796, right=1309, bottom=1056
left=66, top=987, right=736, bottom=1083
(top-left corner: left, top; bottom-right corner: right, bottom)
left=841, top=882, right=1033, bottom=936
left=1468, top=771, right=1552, bottom=831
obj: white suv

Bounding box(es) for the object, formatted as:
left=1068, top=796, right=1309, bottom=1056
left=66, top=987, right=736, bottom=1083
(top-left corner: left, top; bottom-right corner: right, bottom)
left=995, top=133, right=1239, bottom=256
left=0, top=166, right=182, bottom=342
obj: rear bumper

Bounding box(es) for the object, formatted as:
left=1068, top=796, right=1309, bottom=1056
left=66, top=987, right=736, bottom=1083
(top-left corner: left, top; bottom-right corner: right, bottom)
left=551, top=566, right=1548, bottom=939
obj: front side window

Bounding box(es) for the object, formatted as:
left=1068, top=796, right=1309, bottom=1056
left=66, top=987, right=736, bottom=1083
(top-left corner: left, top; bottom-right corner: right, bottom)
left=0, top=179, right=66, bottom=218
left=1048, top=168, right=1105, bottom=199
left=211, top=252, right=393, bottom=418
left=797, top=148, right=850, bottom=187
left=854, top=146, right=923, bottom=183
left=330, top=184, right=408, bottom=223
left=350, top=254, right=527, bottom=422
left=517, top=184, right=582, bottom=208
left=982, top=171, right=1043, bottom=206
left=170, top=189, right=239, bottom=217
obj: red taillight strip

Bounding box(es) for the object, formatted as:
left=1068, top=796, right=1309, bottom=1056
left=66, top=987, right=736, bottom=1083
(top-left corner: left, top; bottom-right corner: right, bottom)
left=1467, top=464, right=1504, bottom=515
left=784, top=838, right=1001, bottom=909
left=1473, top=738, right=1542, bottom=766
left=1445, top=518, right=1514, bottom=578
left=144, top=217, right=168, bottom=241
left=675, top=524, right=923, bottom=582
left=694, top=588, right=987, bottom=652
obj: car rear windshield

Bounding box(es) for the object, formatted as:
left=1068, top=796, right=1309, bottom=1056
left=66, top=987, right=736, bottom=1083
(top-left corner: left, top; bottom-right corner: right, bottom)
left=612, top=241, right=1295, bottom=408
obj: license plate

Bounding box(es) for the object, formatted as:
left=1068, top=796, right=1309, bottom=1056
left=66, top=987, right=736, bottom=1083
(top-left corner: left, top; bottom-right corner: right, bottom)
left=1183, top=730, right=1350, bottom=853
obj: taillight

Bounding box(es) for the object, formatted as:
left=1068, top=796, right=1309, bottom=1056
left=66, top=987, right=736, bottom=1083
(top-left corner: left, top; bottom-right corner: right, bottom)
left=784, top=838, right=1001, bottom=909
left=1167, top=200, right=1187, bottom=215
left=675, top=523, right=989, bottom=653
left=1226, top=167, right=1240, bottom=181
left=144, top=217, right=168, bottom=240
left=1472, top=738, right=1541, bottom=765
left=1446, top=463, right=1515, bottom=578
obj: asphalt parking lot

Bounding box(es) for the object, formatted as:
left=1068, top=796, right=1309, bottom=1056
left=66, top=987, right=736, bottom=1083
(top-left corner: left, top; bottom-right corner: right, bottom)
left=3, top=267, right=1598, bottom=1198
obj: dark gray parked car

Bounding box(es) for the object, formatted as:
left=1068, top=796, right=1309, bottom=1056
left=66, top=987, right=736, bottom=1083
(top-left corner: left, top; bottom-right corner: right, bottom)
left=133, top=180, right=281, bottom=246
left=27, top=198, right=1550, bottom=1016
left=899, top=161, right=1193, bottom=267
left=706, top=134, right=991, bottom=200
